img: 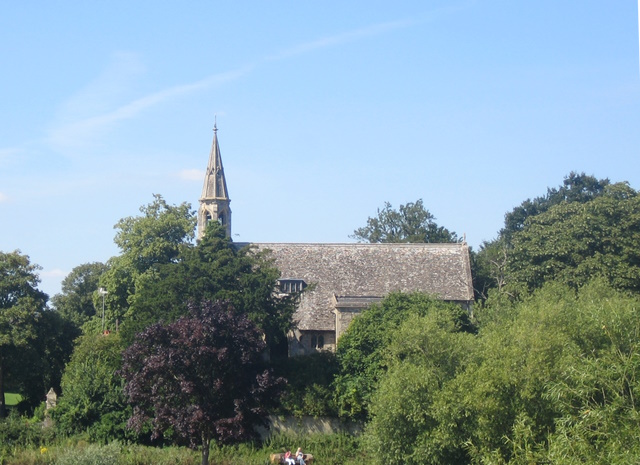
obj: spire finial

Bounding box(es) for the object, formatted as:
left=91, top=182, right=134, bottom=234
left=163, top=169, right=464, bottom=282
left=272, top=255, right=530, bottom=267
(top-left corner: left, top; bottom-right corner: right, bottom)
left=213, top=115, right=217, bottom=133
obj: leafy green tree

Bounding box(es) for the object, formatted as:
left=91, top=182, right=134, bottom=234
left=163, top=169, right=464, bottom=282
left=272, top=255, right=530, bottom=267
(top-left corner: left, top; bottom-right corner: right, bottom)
left=535, top=282, right=640, bottom=464
left=121, top=300, right=284, bottom=465
left=351, top=199, right=458, bottom=243
left=364, top=309, right=476, bottom=465
left=51, top=262, right=108, bottom=327
left=52, top=333, right=131, bottom=442
left=501, top=171, right=610, bottom=241
left=122, top=223, right=297, bottom=359
left=506, top=182, right=640, bottom=297
left=96, top=195, right=196, bottom=331
left=334, top=292, right=473, bottom=420
left=475, top=172, right=611, bottom=299
left=0, top=250, right=48, bottom=417
left=6, top=308, right=77, bottom=413
left=449, top=281, right=640, bottom=464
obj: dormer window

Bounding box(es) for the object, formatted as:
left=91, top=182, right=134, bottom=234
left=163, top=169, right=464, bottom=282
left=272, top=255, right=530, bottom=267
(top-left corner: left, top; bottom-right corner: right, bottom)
left=278, top=279, right=307, bottom=294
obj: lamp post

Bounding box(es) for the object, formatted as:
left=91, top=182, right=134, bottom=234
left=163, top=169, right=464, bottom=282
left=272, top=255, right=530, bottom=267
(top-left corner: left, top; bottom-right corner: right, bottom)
left=98, top=287, right=108, bottom=333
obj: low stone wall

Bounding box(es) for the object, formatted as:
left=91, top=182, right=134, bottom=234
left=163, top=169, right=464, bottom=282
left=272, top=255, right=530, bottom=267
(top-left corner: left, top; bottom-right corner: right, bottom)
left=258, top=415, right=362, bottom=438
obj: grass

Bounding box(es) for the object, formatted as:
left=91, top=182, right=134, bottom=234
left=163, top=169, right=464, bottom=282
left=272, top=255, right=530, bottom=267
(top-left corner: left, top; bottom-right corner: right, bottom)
left=2, top=432, right=368, bottom=465
left=5, top=393, right=22, bottom=406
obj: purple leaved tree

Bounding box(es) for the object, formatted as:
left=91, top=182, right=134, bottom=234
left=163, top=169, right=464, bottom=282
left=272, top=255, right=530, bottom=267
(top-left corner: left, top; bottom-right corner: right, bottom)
left=121, top=300, right=284, bottom=465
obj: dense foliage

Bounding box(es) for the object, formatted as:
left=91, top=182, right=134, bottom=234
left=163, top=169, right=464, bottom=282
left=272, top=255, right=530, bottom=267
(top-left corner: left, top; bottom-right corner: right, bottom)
left=334, top=293, right=474, bottom=420
left=121, top=300, right=284, bottom=465
left=4, top=173, right=640, bottom=465
left=51, top=262, right=108, bottom=328
left=122, top=222, right=297, bottom=359
left=0, top=250, right=49, bottom=417
left=351, top=199, right=459, bottom=243
left=51, top=333, right=131, bottom=443
left=474, top=173, right=632, bottom=300
left=506, top=182, right=640, bottom=297
left=96, top=194, right=196, bottom=331
left=362, top=280, right=640, bottom=465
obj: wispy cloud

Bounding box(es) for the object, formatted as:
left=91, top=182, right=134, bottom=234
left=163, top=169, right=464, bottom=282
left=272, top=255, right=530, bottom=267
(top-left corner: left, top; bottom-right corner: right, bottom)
left=46, top=9, right=459, bottom=157
left=47, top=55, right=253, bottom=153
left=0, top=192, right=8, bottom=203
left=265, top=19, right=417, bottom=62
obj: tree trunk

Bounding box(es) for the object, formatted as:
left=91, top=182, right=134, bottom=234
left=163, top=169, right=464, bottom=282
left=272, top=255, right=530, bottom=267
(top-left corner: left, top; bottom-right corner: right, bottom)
left=201, top=437, right=210, bottom=465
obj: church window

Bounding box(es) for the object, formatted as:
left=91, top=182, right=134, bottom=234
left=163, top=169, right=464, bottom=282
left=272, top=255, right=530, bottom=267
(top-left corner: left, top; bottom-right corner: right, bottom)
left=309, top=333, right=324, bottom=350
left=278, top=279, right=307, bottom=294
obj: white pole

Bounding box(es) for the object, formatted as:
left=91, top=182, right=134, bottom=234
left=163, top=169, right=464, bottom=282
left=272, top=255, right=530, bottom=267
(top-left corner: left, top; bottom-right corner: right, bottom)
left=98, top=287, right=108, bottom=333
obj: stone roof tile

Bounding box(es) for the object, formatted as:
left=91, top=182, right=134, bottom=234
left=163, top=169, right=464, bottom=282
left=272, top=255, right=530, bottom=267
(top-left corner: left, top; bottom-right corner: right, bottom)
left=240, top=242, right=474, bottom=332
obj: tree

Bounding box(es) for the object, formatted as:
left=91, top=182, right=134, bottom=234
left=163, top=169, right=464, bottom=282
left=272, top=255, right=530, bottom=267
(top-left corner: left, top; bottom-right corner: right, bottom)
left=0, top=250, right=48, bottom=417
left=96, top=195, right=196, bottom=330
left=7, top=308, right=77, bottom=413
left=506, top=183, right=640, bottom=297
left=51, top=332, right=131, bottom=442
left=113, top=194, right=196, bottom=274
left=333, top=292, right=473, bottom=420
left=476, top=173, right=614, bottom=299
left=51, top=262, right=108, bottom=327
left=351, top=199, right=459, bottom=243
left=122, top=223, right=298, bottom=359
left=364, top=310, right=476, bottom=465
left=501, top=172, right=610, bottom=241
left=121, top=300, right=284, bottom=465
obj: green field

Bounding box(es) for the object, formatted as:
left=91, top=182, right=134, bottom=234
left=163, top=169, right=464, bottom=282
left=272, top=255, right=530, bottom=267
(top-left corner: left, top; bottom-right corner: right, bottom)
left=4, top=393, right=22, bottom=406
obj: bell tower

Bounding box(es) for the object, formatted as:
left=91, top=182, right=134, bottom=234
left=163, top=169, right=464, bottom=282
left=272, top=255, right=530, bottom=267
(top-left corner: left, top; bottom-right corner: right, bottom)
left=197, top=123, right=231, bottom=240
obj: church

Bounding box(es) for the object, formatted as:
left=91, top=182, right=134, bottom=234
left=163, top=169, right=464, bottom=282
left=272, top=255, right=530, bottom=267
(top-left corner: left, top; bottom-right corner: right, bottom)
left=197, top=126, right=474, bottom=356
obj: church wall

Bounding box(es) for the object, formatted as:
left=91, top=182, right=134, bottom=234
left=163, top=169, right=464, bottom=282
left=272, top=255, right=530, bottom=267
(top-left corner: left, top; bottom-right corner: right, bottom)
left=289, top=329, right=336, bottom=356
left=334, top=307, right=365, bottom=341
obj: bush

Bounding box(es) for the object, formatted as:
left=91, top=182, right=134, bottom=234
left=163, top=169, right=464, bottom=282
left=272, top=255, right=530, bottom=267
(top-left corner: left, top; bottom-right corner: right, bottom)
left=275, top=353, right=339, bottom=417
left=0, top=411, right=54, bottom=452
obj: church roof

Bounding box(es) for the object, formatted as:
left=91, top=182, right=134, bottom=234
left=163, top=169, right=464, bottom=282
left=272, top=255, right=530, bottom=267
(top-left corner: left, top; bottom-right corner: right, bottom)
left=242, top=242, right=474, bottom=331
left=201, top=124, right=229, bottom=201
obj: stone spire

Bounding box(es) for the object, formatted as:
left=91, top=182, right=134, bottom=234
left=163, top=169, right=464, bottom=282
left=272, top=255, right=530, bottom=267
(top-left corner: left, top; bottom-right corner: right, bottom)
left=197, top=123, right=231, bottom=240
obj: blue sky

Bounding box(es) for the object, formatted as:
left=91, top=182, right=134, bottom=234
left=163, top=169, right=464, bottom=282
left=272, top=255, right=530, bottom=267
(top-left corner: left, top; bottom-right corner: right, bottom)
left=1, top=1, right=639, bottom=298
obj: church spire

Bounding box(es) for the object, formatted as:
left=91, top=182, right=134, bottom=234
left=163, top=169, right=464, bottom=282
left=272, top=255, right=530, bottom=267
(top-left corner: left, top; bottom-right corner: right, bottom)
left=197, top=122, right=231, bottom=240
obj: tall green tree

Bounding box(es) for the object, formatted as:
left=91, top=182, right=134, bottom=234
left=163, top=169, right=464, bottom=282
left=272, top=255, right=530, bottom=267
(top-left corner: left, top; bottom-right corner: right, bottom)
left=351, top=199, right=459, bottom=243
left=51, top=262, right=108, bottom=327
left=475, top=172, right=613, bottom=299
left=96, top=195, right=196, bottom=331
left=122, top=223, right=297, bottom=359
left=0, top=250, right=48, bottom=417
left=506, top=182, right=640, bottom=297
left=501, top=171, right=610, bottom=241
left=6, top=309, right=77, bottom=413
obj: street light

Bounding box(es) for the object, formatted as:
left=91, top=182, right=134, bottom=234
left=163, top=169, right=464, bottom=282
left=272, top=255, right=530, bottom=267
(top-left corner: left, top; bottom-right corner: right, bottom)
left=98, top=287, right=108, bottom=333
